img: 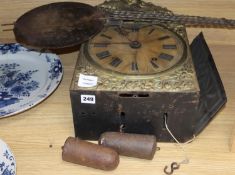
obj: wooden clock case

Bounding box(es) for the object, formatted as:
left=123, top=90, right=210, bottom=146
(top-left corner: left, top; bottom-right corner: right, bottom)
left=70, top=30, right=226, bottom=142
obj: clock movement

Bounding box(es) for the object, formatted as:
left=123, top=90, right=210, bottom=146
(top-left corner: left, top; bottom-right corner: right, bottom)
left=13, top=0, right=232, bottom=142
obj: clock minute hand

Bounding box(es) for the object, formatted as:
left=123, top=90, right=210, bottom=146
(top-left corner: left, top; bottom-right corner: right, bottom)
left=116, top=27, right=133, bottom=42
left=91, top=42, right=130, bottom=45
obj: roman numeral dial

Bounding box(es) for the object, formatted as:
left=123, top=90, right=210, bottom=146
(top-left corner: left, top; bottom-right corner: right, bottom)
left=87, top=25, right=186, bottom=75
left=110, top=57, right=122, bottom=67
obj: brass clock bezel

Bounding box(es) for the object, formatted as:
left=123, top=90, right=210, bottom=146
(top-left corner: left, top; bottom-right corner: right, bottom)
left=83, top=24, right=188, bottom=78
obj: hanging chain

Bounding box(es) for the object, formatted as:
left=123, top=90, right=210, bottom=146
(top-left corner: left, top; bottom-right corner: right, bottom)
left=104, top=10, right=235, bottom=29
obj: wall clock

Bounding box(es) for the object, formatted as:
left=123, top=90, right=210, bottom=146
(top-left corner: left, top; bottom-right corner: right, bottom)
left=13, top=0, right=231, bottom=142
left=70, top=17, right=202, bottom=142
left=84, top=24, right=186, bottom=75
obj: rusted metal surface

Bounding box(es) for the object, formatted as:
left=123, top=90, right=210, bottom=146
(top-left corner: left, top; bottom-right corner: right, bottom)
left=14, top=2, right=104, bottom=49
left=62, top=137, right=119, bottom=171
left=99, top=132, right=157, bottom=160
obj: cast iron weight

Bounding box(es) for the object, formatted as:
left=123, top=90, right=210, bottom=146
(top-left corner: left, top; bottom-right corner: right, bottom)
left=99, top=132, right=159, bottom=160
left=62, top=137, right=119, bottom=171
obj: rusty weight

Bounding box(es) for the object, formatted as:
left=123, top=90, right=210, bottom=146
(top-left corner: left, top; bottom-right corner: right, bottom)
left=13, top=2, right=104, bottom=49
left=62, top=137, right=119, bottom=171
left=99, top=132, right=157, bottom=160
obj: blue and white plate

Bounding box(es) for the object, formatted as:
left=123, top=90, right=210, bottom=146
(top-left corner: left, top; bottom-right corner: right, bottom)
left=0, top=44, right=63, bottom=118
left=0, top=139, right=16, bottom=175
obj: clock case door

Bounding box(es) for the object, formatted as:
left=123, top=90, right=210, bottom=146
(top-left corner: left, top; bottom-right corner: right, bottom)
left=70, top=33, right=226, bottom=142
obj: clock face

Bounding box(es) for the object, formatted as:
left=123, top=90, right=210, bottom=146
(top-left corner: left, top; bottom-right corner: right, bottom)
left=84, top=24, right=187, bottom=75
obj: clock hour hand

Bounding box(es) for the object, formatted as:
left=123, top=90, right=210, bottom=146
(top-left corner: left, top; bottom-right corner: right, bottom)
left=125, top=24, right=140, bottom=43
left=140, top=27, right=158, bottom=42
left=114, top=27, right=133, bottom=42
left=91, top=42, right=130, bottom=47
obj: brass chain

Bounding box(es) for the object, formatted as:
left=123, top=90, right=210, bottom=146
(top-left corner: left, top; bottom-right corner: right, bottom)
left=106, top=10, right=235, bottom=29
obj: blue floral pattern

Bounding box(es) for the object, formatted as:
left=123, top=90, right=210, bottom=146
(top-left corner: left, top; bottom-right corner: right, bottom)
left=0, top=63, right=39, bottom=108
left=0, top=43, right=63, bottom=118
left=0, top=44, right=25, bottom=55
left=47, top=55, right=63, bottom=80
left=0, top=140, right=16, bottom=175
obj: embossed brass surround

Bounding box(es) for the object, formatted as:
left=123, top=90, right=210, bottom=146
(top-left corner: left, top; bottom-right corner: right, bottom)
left=98, top=0, right=173, bottom=14
left=69, top=0, right=199, bottom=92
left=72, top=22, right=199, bottom=92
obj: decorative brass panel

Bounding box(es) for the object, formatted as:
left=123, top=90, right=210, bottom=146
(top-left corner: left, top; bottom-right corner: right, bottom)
left=71, top=23, right=199, bottom=92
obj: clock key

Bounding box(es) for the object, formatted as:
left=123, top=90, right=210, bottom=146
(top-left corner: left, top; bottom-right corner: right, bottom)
left=163, top=44, right=177, bottom=49
left=159, top=53, right=174, bottom=61
left=96, top=51, right=111, bottom=59
left=110, top=57, right=122, bottom=67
